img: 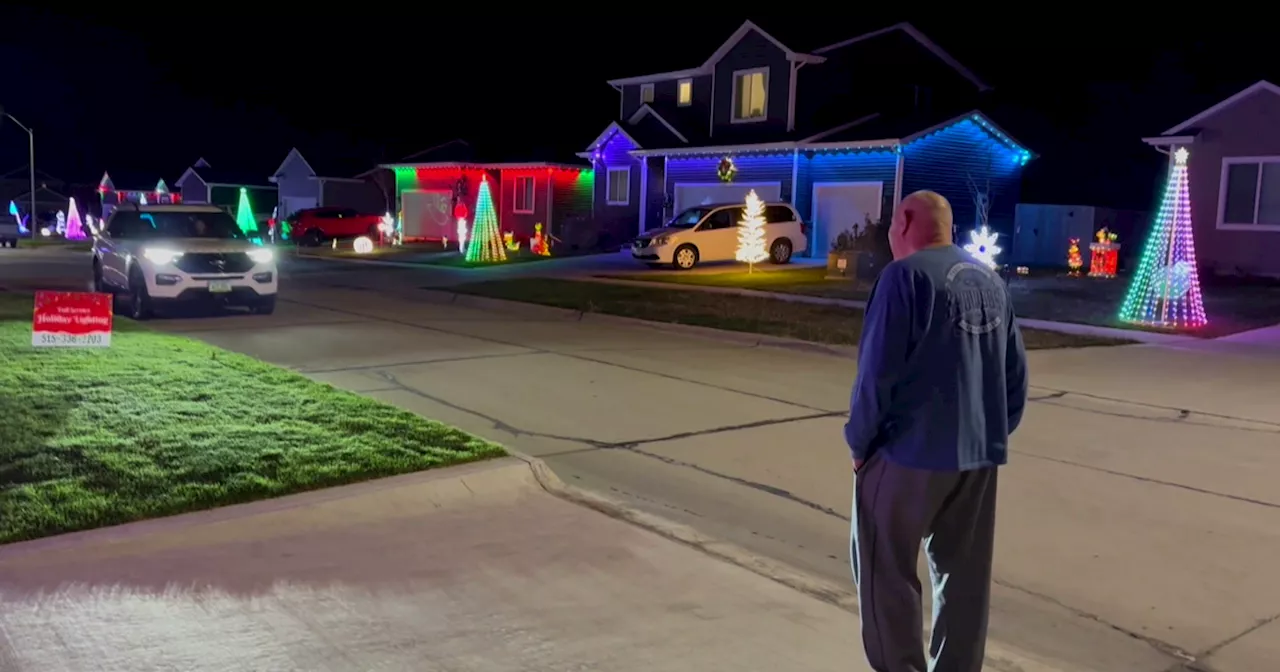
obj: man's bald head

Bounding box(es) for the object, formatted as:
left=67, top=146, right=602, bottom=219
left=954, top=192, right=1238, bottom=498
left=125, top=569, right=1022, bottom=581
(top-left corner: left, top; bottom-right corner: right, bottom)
left=889, top=190, right=954, bottom=259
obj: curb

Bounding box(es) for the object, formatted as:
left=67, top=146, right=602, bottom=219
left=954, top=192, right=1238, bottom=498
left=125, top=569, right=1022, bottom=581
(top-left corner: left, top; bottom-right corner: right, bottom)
left=420, top=288, right=860, bottom=359
left=503, top=449, right=858, bottom=613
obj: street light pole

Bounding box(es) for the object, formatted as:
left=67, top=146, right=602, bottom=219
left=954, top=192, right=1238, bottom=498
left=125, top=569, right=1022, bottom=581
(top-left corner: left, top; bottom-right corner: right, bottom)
left=0, top=106, right=36, bottom=231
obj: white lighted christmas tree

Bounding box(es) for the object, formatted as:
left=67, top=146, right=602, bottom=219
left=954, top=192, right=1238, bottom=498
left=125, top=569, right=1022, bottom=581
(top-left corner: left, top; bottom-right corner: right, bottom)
left=735, top=189, right=769, bottom=272
left=464, top=176, right=506, bottom=263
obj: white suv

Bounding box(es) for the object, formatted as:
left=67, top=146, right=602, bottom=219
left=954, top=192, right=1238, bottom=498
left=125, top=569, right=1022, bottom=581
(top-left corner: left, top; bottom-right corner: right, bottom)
left=631, top=203, right=808, bottom=270
left=92, top=204, right=279, bottom=320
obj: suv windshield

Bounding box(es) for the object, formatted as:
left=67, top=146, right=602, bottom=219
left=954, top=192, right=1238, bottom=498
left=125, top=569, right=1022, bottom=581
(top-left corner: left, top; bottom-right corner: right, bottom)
left=666, top=207, right=711, bottom=229
left=115, top=211, right=247, bottom=240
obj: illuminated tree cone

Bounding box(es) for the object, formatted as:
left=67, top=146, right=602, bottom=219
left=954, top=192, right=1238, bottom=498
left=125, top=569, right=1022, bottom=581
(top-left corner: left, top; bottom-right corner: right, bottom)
left=1066, top=239, right=1082, bottom=275
left=1119, top=148, right=1207, bottom=328
left=235, top=188, right=258, bottom=236
left=735, top=190, right=769, bottom=271
left=464, top=178, right=507, bottom=263
left=65, top=198, right=86, bottom=240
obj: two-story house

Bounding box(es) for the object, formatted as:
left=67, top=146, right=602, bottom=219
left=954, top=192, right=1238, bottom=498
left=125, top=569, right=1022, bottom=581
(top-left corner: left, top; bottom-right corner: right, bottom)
left=581, top=21, right=1034, bottom=256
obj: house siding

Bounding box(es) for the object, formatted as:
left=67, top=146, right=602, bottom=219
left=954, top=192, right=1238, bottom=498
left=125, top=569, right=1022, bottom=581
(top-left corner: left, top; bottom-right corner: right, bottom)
left=794, top=150, right=899, bottom=227
left=901, top=118, right=1025, bottom=249
left=712, top=30, right=791, bottom=141
left=664, top=153, right=796, bottom=205
left=176, top=174, right=209, bottom=203
left=498, top=170, right=549, bottom=241
left=622, top=76, right=712, bottom=123
left=550, top=169, right=594, bottom=238
left=275, top=152, right=318, bottom=200
left=1179, top=89, right=1280, bottom=275
left=592, top=128, right=642, bottom=240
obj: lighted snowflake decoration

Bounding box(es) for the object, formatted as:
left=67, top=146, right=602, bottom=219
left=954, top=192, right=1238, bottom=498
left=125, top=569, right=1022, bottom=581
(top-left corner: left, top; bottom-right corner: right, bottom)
left=964, top=226, right=1002, bottom=269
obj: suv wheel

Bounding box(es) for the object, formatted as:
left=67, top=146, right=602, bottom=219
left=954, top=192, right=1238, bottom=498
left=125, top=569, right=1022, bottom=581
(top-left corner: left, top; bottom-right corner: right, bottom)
left=302, top=229, right=323, bottom=247
left=673, top=244, right=699, bottom=270
left=128, top=268, right=152, bottom=320
left=769, top=238, right=793, bottom=264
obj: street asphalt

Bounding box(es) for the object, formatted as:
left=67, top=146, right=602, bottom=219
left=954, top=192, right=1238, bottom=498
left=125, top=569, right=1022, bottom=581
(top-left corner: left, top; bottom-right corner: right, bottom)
left=2, top=247, right=1278, bottom=672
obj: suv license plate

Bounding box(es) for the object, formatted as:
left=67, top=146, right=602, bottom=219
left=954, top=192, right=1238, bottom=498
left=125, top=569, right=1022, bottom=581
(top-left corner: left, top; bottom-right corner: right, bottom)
left=208, top=281, right=232, bottom=294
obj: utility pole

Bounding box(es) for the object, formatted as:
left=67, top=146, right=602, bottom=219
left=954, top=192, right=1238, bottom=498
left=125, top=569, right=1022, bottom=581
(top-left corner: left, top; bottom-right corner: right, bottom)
left=0, top=105, right=36, bottom=231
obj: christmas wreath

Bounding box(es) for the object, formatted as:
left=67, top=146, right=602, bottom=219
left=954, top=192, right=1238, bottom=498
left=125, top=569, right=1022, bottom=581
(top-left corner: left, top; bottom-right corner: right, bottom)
left=717, top=157, right=737, bottom=183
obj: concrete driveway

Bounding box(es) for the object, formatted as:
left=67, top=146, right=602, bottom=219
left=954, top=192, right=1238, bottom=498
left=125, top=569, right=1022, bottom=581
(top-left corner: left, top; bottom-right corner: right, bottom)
left=3, top=251, right=1278, bottom=671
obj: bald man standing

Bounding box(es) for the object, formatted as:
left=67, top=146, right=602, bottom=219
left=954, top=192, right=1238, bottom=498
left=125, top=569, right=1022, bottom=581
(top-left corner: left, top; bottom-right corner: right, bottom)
left=846, top=190, right=1028, bottom=672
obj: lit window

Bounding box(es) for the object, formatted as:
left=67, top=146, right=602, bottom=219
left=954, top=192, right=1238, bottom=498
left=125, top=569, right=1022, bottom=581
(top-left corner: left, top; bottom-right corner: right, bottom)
left=514, top=176, right=535, bottom=214
left=640, top=83, right=654, bottom=104
left=677, top=79, right=693, bottom=106
left=732, top=69, right=768, bottom=122
left=1220, top=158, right=1280, bottom=229
left=607, top=168, right=630, bottom=206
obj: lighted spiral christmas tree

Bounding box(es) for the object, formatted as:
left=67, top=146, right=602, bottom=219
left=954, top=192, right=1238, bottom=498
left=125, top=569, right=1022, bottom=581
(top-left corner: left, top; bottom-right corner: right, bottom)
left=65, top=197, right=86, bottom=240
left=464, top=176, right=507, bottom=263
left=1119, top=147, right=1207, bottom=329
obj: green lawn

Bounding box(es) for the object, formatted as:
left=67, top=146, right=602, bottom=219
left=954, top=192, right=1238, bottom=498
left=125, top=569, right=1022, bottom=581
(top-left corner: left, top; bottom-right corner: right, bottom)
left=418, top=250, right=556, bottom=269
left=0, top=293, right=504, bottom=544
left=601, top=267, right=873, bottom=301
left=448, top=278, right=1133, bottom=350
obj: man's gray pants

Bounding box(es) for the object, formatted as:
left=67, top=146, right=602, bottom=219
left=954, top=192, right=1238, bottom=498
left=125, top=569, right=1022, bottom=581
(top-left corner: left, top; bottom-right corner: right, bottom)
left=851, top=452, right=998, bottom=672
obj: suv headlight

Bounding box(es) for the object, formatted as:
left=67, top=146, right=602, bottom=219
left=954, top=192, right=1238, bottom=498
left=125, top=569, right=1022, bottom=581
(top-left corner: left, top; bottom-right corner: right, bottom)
left=248, top=248, right=274, bottom=264
left=652, top=235, right=670, bottom=246
left=142, top=248, right=184, bottom=265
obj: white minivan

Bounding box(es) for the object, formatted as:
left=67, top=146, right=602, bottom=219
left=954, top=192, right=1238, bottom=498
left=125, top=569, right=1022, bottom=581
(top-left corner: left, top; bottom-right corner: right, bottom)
left=631, top=203, right=808, bottom=270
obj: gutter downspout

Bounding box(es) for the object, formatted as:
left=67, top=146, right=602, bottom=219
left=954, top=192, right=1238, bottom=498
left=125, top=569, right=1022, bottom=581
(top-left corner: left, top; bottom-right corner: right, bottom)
left=787, top=62, right=806, bottom=133
left=892, top=144, right=905, bottom=211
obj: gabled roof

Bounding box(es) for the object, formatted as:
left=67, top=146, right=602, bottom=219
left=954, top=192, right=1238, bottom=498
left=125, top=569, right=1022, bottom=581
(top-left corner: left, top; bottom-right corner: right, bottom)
left=1161, top=80, right=1280, bottom=135
left=606, top=20, right=825, bottom=87
left=627, top=105, right=690, bottom=144
left=270, top=148, right=317, bottom=180
left=812, top=22, right=990, bottom=92
left=178, top=165, right=275, bottom=189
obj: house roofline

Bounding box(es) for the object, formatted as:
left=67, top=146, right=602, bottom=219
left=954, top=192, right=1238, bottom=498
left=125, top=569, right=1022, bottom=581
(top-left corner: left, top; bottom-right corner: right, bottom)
left=378, top=162, right=590, bottom=171
left=813, top=22, right=991, bottom=92
left=176, top=167, right=206, bottom=188
left=627, top=104, right=690, bottom=144
left=1163, top=80, right=1280, bottom=135
left=585, top=122, right=643, bottom=151
left=629, top=139, right=898, bottom=158
left=311, top=176, right=368, bottom=183
left=899, top=111, right=1034, bottom=157
left=604, top=20, right=824, bottom=87
left=270, top=148, right=317, bottom=181
left=205, top=182, right=276, bottom=189
left=1142, top=135, right=1197, bottom=147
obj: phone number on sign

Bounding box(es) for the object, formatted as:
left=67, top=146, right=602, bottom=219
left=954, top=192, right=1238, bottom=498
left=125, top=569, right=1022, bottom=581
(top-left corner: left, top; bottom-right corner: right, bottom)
left=33, top=332, right=109, bottom=346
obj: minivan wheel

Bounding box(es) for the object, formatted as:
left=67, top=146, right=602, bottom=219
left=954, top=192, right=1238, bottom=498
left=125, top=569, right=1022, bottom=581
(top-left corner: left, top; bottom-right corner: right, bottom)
left=673, top=245, right=699, bottom=270
left=769, top=238, right=793, bottom=264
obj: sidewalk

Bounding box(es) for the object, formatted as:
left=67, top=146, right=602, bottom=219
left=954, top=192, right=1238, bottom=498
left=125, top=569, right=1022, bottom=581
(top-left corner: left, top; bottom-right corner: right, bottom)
left=0, top=457, right=1061, bottom=672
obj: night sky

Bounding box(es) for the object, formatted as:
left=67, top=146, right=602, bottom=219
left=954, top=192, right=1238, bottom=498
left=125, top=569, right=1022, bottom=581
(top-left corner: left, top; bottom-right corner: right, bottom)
left=3, top=11, right=1275, bottom=211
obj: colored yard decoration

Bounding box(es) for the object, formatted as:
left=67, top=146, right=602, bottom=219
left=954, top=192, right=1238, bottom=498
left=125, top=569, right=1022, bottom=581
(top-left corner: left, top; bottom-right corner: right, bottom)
left=503, top=232, right=522, bottom=253
left=64, top=197, right=85, bottom=240
left=235, top=188, right=257, bottom=237
left=963, top=226, right=1002, bottom=270
left=464, top=176, right=507, bottom=263
left=736, top=189, right=769, bottom=272
left=1119, top=147, right=1207, bottom=329
left=1067, top=238, right=1082, bottom=275
left=1089, top=228, right=1120, bottom=278
left=531, top=223, right=551, bottom=256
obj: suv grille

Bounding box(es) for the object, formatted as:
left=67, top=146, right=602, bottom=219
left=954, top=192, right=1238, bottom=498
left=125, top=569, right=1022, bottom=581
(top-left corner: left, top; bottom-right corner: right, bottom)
left=174, top=252, right=254, bottom=274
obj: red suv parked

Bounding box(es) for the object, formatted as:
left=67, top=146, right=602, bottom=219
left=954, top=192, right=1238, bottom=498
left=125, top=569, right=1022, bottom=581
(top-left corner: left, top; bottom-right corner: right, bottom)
left=289, top=207, right=383, bottom=246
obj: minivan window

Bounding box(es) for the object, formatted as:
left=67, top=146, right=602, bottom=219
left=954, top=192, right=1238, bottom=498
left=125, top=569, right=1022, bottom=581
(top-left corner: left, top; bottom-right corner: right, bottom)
left=667, top=207, right=710, bottom=228
left=765, top=205, right=797, bottom=224
left=700, top=208, right=741, bottom=231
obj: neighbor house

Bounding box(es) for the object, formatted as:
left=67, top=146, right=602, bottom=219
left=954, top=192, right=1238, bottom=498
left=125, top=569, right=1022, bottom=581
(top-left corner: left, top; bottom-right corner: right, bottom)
left=0, top=167, right=73, bottom=221
left=1143, top=80, right=1280, bottom=277
left=97, top=172, right=181, bottom=220
left=581, top=21, right=1033, bottom=256
left=378, top=141, right=593, bottom=245
left=175, top=158, right=277, bottom=222
left=269, top=148, right=388, bottom=219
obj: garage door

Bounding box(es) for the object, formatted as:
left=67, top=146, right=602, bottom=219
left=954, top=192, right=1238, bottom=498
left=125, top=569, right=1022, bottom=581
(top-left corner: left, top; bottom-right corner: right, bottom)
left=811, top=182, right=884, bottom=257
left=400, top=190, right=452, bottom=240
left=673, top=182, right=782, bottom=215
